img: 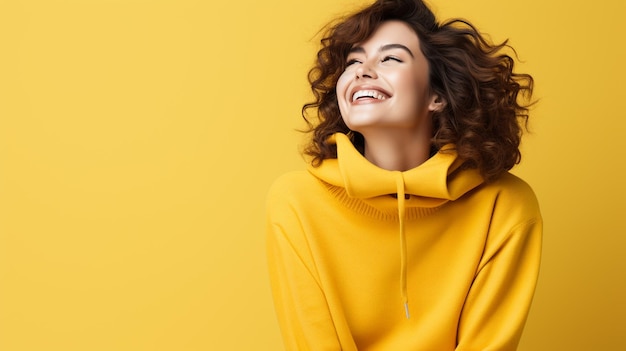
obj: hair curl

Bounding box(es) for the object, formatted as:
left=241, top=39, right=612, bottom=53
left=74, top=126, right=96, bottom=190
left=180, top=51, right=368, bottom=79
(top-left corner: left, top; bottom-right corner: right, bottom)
left=302, top=0, right=534, bottom=182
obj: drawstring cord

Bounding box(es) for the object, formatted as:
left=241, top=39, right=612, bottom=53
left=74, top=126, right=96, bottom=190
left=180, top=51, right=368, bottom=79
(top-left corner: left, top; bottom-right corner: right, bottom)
left=394, top=172, right=410, bottom=319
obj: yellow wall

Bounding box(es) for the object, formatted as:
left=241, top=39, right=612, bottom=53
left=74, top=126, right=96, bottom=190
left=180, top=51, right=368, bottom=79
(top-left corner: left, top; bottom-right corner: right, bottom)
left=0, top=0, right=624, bottom=350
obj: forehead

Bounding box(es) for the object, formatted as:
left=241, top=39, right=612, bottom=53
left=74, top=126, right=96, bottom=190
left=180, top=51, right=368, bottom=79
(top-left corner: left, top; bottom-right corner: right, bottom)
left=353, top=20, right=420, bottom=49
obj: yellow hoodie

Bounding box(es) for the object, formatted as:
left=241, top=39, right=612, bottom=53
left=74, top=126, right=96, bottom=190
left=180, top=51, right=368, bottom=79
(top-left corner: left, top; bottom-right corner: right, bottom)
left=266, top=133, right=542, bottom=351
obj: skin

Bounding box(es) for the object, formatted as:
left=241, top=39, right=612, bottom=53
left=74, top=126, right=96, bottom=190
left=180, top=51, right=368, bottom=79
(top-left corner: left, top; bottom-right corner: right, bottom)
left=336, top=20, right=444, bottom=171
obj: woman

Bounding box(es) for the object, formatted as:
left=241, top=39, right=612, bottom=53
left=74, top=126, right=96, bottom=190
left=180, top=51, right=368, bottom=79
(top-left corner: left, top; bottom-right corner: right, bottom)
left=266, top=0, right=541, bottom=350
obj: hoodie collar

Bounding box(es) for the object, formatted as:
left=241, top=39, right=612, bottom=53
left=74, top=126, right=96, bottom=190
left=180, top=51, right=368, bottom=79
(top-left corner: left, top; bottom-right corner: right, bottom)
left=309, top=133, right=484, bottom=206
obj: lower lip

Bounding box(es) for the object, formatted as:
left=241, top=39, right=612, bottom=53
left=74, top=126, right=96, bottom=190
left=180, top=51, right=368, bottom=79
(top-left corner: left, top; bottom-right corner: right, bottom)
left=351, top=97, right=387, bottom=105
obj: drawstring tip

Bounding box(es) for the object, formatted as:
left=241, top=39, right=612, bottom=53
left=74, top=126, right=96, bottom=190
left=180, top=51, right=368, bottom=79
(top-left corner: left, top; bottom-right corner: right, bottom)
left=404, top=302, right=410, bottom=319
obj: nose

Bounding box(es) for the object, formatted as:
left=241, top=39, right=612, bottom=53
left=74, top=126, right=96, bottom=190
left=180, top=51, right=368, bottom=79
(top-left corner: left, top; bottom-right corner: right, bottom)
left=356, top=63, right=377, bottom=79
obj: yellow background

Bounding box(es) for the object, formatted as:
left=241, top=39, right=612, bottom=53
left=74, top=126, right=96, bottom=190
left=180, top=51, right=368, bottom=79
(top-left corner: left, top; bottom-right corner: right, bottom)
left=0, top=0, right=624, bottom=350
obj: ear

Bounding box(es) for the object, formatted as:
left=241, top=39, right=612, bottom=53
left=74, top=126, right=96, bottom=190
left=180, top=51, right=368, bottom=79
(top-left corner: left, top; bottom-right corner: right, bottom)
left=428, top=94, right=446, bottom=112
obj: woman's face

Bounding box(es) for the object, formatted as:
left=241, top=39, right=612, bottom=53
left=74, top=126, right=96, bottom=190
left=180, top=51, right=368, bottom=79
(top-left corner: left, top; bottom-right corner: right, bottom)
left=336, top=20, right=440, bottom=136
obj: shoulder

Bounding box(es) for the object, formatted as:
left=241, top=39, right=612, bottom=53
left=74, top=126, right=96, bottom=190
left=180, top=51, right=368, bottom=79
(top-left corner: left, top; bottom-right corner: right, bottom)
left=268, top=170, right=316, bottom=193
left=266, top=170, right=334, bottom=237
left=267, top=170, right=321, bottom=202
left=480, top=172, right=542, bottom=227
left=490, top=172, right=537, bottom=202
left=266, top=170, right=325, bottom=214
left=488, top=172, right=539, bottom=203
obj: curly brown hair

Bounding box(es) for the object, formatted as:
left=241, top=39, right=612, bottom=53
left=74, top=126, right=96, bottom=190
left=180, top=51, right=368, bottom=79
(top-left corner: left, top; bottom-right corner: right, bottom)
left=302, top=0, right=534, bottom=182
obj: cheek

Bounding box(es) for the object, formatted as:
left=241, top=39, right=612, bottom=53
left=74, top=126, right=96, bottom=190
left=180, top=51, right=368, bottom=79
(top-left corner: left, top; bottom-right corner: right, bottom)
left=398, top=74, right=429, bottom=105
left=336, top=71, right=351, bottom=100
left=336, top=71, right=352, bottom=115
left=395, top=71, right=419, bottom=93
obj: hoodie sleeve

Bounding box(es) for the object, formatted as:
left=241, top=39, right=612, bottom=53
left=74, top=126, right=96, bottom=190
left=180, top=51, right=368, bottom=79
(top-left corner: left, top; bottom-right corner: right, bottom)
left=265, top=175, right=346, bottom=351
left=455, top=215, right=543, bottom=351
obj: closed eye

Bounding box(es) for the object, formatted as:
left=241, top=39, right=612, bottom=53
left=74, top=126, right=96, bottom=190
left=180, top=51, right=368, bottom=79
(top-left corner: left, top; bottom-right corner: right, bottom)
left=346, top=58, right=362, bottom=66
left=382, top=56, right=403, bottom=63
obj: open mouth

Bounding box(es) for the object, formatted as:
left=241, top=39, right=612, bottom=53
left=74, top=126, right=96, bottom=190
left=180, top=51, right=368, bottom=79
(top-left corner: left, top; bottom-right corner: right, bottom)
left=351, top=89, right=390, bottom=102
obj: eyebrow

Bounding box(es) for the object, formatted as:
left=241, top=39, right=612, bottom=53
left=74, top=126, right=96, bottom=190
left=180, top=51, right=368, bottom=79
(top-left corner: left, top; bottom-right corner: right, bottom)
left=349, top=44, right=415, bottom=58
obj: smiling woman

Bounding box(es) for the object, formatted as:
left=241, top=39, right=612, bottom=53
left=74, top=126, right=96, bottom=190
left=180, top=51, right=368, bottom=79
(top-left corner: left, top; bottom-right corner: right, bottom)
left=266, top=0, right=541, bottom=350
left=336, top=20, right=439, bottom=171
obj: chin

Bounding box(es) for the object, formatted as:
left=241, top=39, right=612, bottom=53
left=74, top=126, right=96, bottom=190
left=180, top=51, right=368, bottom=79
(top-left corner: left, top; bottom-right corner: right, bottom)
left=343, top=115, right=386, bottom=129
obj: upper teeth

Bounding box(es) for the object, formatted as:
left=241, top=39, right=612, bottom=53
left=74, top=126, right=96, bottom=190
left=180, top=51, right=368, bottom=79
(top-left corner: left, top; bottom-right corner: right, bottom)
left=352, top=90, right=387, bottom=101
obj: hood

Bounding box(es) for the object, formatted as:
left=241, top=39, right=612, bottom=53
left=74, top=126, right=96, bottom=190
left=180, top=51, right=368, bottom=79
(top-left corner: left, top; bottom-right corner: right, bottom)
left=307, top=132, right=484, bottom=319
left=309, top=133, right=484, bottom=207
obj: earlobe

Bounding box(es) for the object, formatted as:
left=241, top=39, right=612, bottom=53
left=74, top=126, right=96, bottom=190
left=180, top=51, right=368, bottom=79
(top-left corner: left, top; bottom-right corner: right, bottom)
left=428, top=95, right=446, bottom=112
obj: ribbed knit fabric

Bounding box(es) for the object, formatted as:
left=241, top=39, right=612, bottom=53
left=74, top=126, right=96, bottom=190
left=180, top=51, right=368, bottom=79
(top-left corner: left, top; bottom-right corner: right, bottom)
left=266, top=133, right=542, bottom=351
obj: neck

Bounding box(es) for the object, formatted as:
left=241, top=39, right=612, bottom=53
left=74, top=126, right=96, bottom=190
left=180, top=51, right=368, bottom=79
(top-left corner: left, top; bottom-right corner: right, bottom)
left=361, top=129, right=432, bottom=171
